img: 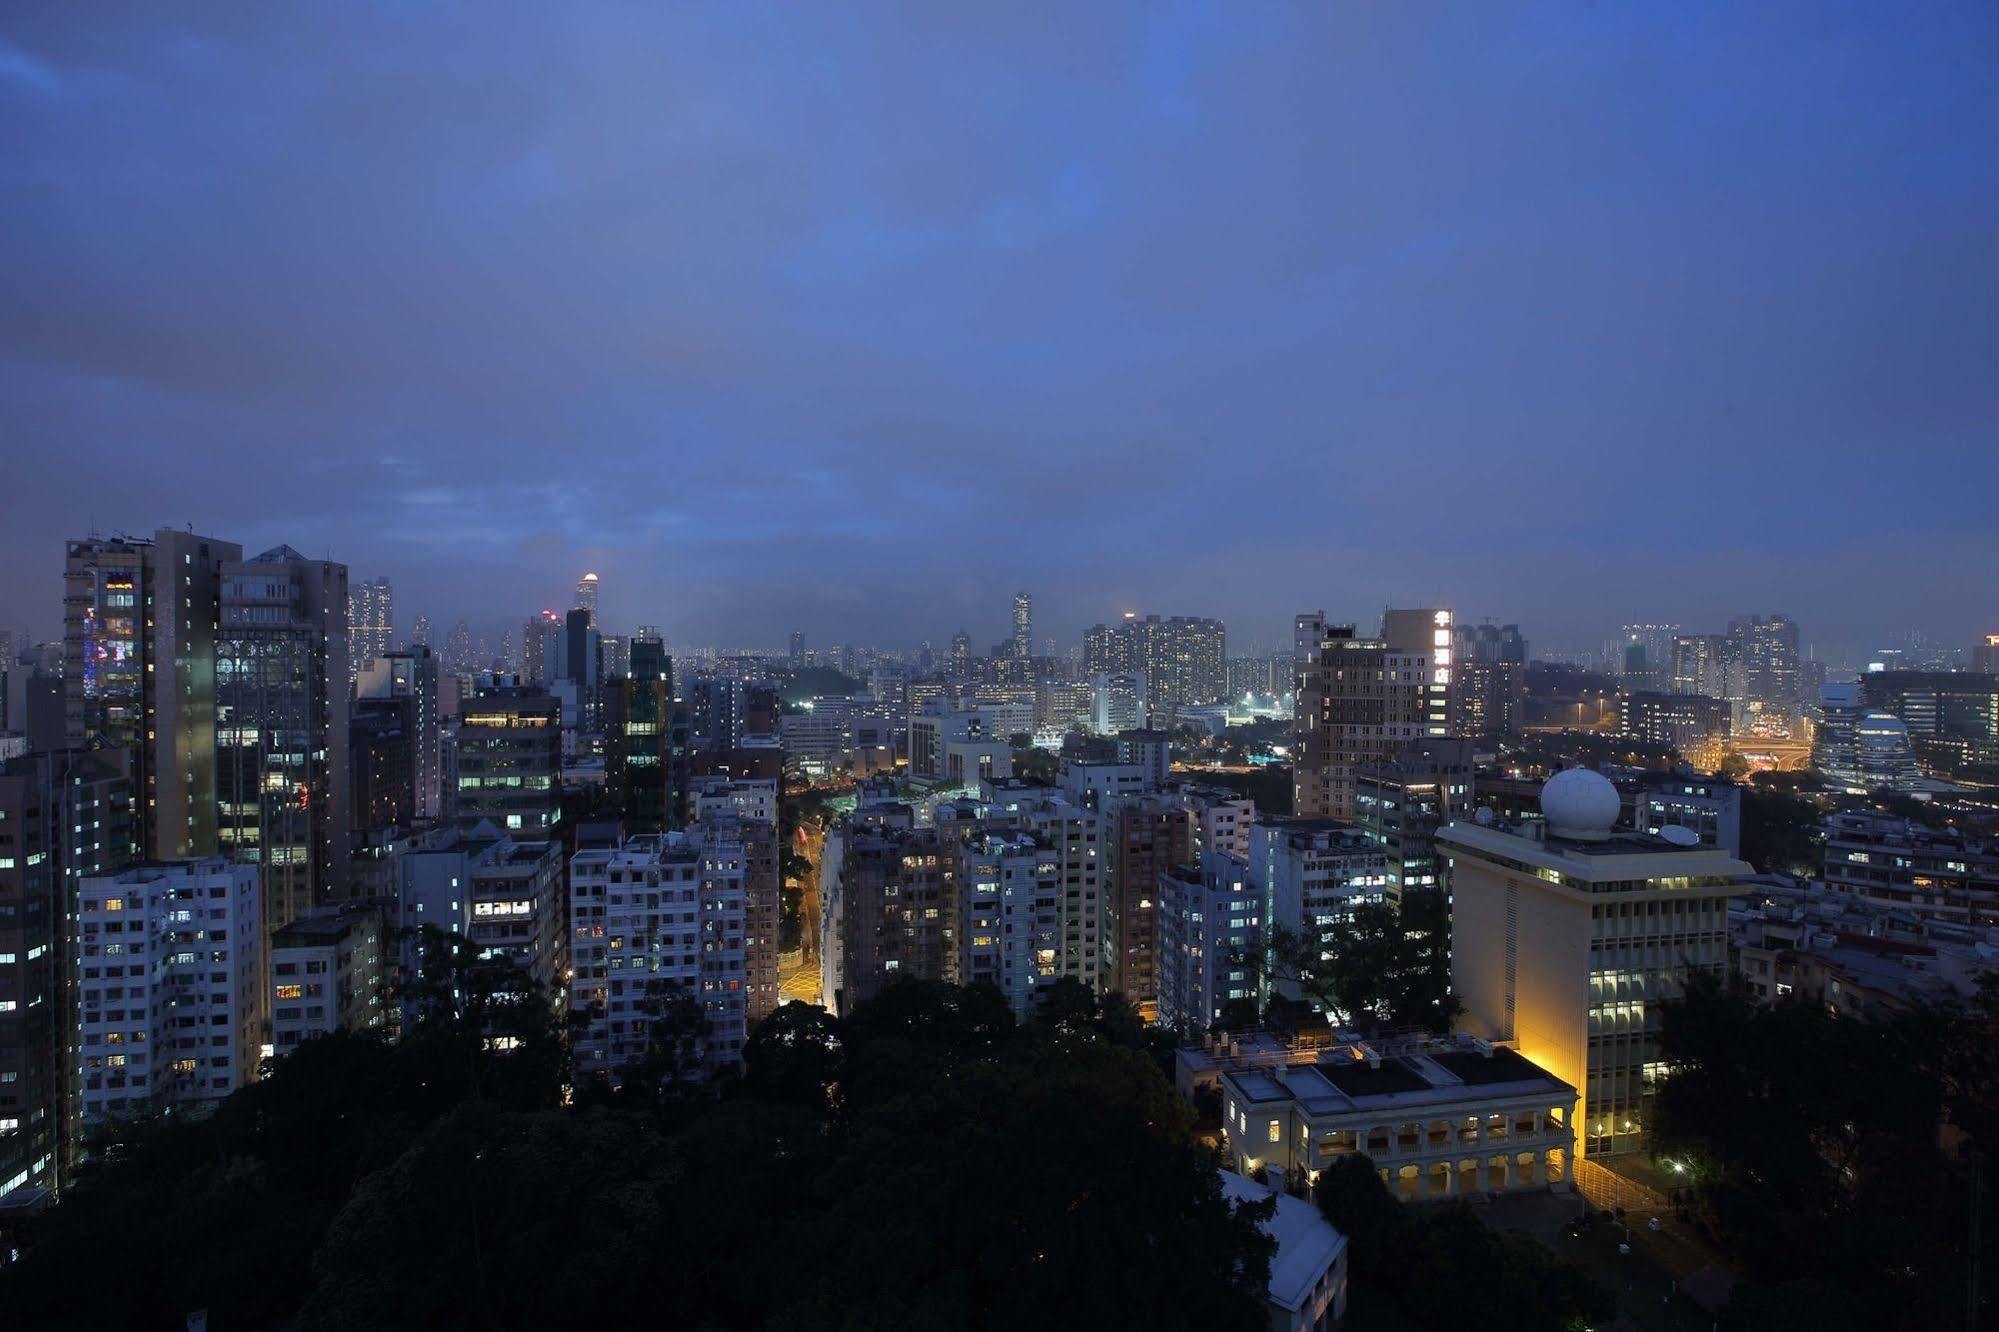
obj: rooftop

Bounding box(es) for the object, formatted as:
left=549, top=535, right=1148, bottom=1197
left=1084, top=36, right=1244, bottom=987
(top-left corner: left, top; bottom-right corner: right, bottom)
left=1218, top=1170, right=1348, bottom=1313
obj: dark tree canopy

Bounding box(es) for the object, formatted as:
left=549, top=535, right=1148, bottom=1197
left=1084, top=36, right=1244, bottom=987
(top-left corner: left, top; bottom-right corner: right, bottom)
left=1, top=976, right=1278, bottom=1332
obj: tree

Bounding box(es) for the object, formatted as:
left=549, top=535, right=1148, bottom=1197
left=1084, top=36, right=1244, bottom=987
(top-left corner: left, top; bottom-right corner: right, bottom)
left=1255, top=898, right=1460, bottom=1033
left=740, top=1000, right=843, bottom=1111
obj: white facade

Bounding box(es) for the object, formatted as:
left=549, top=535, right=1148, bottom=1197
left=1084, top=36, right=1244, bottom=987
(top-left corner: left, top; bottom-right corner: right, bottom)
left=1157, top=848, right=1259, bottom=1031
left=569, top=827, right=750, bottom=1081
left=693, top=777, right=779, bottom=825
left=75, top=859, right=261, bottom=1129
left=957, top=832, right=1061, bottom=1016
left=1089, top=671, right=1147, bottom=736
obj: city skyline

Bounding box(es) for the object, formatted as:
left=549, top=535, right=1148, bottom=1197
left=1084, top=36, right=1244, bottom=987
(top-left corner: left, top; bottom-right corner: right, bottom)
left=2, top=5, right=1995, bottom=655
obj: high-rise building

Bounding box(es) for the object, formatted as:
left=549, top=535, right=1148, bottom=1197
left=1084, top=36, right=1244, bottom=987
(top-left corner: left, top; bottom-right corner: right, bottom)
left=604, top=639, right=688, bottom=832
left=1105, top=794, right=1192, bottom=1015
left=831, top=825, right=959, bottom=1015
left=1668, top=634, right=1733, bottom=701
left=1727, top=614, right=1802, bottom=714
left=1083, top=614, right=1226, bottom=707
left=1380, top=608, right=1455, bottom=734
left=410, top=614, right=432, bottom=649
left=1616, top=625, right=1678, bottom=694
left=1440, top=768, right=1750, bottom=1157
left=452, top=683, right=560, bottom=837
left=1012, top=591, right=1033, bottom=660
left=356, top=648, right=441, bottom=820
left=349, top=700, right=415, bottom=830
left=1812, top=683, right=1919, bottom=794
left=0, top=749, right=132, bottom=1197
left=522, top=611, right=563, bottom=686
left=1291, top=613, right=1440, bottom=820
left=569, top=824, right=750, bottom=1083
left=64, top=529, right=242, bottom=860
left=1089, top=671, right=1148, bottom=735
left=693, top=778, right=782, bottom=1026
left=1352, top=737, right=1475, bottom=907
left=1974, top=634, right=1999, bottom=675
left=788, top=629, right=806, bottom=662
left=1617, top=691, right=1731, bottom=752
left=443, top=619, right=474, bottom=677
left=950, top=630, right=971, bottom=673
left=270, top=903, right=389, bottom=1057
left=1156, top=848, right=1259, bottom=1031
left=1246, top=819, right=1388, bottom=1008
left=73, top=859, right=263, bottom=1135
left=1859, top=670, right=1999, bottom=770
left=574, top=571, right=600, bottom=629
left=215, top=546, right=351, bottom=949
left=348, top=577, right=394, bottom=682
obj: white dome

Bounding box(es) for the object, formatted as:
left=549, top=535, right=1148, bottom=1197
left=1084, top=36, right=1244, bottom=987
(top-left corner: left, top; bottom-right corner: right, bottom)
left=1542, top=767, right=1620, bottom=841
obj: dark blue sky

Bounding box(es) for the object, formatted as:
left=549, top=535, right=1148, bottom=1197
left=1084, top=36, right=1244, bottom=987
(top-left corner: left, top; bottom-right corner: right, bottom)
left=2, top=3, right=1994, bottom=660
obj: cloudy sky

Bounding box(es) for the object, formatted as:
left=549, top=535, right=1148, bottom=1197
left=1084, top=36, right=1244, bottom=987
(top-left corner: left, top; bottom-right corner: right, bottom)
left=2, top=2, right=1994, bottom=660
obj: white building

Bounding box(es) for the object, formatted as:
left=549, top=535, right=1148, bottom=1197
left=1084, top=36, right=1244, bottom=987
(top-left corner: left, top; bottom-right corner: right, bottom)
left=693, top=776, right=779, bottom=825
left=1249, top=818, right=1389, bottom=945
left=569, top=826, right=750, bottom=1081
left=1157, top=848, right=1260, bottom=1031
left=270, top=903, right=389, bottom=1055
left=74, top=859, right=261, bottom=1130
left=956, top=831, right=1061, bottom=1016
left=1218, top=1169, right=1350, bottom=1332
left=1090, top=671, right=1148, bottom=736
left=1439, top=768, right=1750, bottom=1157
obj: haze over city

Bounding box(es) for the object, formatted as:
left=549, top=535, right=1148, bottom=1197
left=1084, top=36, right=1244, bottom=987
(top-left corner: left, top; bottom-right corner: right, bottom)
left=3, top=4, right=1995, bottom=658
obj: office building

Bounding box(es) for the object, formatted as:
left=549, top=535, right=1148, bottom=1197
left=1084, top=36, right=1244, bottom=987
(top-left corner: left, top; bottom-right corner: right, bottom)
left=1813, top=683, right=1921, bottom=794
left=356, top=647, right=442, bottom=820
left=605, top=639, right=688, bottom=833
left=452, top=684, right=561, bottom=837
left=348, top=577, right=394, bottom=682
left=270, top=902, right=389, bottom=1055
left=1440, top=768, right=1750, bottom=1157
left=574, top=571, right=599, bottom=628
left=349, top=700, right=416, bottom=831
left=907, top=703, right=1013, bottom=788
left=74, top=859, right=262, bottom=1133
left=215, top=546, right=351, bottom=952
left=1012, top=591, right=1032, bottom=660
left=1617, top=691, right=1730, bottom=752
left=1380, top=607, right=1455, bottom=734
left=1084, top=614, right=1227, bottom=707
left=1623, top=772, right=1742, bottom=859
left=1859, top=670, right=1999, bottom=771
left=64, top=529, right=242, bottom=861
left=1292, top=614, right=1439, bottom=820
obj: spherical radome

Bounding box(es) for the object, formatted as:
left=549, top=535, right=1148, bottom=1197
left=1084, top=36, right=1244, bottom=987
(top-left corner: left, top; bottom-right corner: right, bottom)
left=1542, top=767, right=1620, bottom=839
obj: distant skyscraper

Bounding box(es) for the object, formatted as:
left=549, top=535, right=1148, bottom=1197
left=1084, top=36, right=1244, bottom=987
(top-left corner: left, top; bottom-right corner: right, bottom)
left=1012, top=591, right=1032, bottom=659
left=1618, top=624, right=1678, bottom=694
left=348, top=577, right=395, bottom=681
left=950, top=630, right=971, bottom=673
left=410, top=614, right=432, bottom=649
left=216, top=545, right=351, bottom=949
left=788, top=629, right=806, bottom=662
left=1082, top=614, right=1226, bottom=707
left=523, top=610, right=562, bottom=686
left=443, top=618, right=473, bottom=676
left=1727, top=614, right=1802, bottom=713
left=63, top=529, right=242, bottom=860
left=575, top=571, right=600, bottom=629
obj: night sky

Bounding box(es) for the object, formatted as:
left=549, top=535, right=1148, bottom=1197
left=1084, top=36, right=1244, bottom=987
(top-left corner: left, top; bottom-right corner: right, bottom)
left=2, top=4, right=1994, bottom=659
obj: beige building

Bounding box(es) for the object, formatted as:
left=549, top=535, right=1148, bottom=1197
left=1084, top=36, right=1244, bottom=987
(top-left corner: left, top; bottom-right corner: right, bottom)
left=1439, top=768, right=1751, bottom=1157
left=1291, top=612, right=1442, bottom=820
